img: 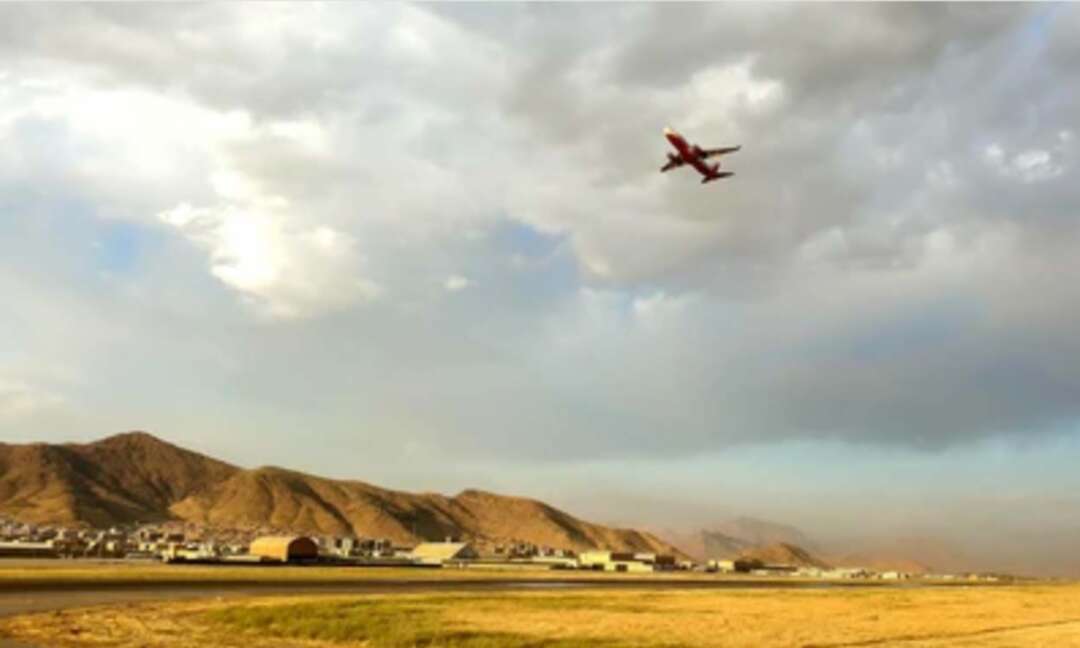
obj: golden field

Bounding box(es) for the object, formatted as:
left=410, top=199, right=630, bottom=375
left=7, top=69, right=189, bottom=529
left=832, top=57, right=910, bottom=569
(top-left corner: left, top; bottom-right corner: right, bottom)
left=5, top=584, right=1080, bottom=647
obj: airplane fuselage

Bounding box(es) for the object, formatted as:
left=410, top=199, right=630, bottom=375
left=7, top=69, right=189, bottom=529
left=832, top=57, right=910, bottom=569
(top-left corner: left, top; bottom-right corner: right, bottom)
left=661, top=127, right=738, bottom=183
left=664, top=129, right=718, bottom=177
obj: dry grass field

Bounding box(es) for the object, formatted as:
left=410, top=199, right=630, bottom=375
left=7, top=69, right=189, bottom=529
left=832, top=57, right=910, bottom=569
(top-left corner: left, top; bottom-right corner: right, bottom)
left=4, top=584, right=1080, bottom=647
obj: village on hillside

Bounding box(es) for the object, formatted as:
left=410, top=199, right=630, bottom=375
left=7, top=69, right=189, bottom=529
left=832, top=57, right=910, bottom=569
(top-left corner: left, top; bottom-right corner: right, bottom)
left=0, top=517, right=1004, bottom=582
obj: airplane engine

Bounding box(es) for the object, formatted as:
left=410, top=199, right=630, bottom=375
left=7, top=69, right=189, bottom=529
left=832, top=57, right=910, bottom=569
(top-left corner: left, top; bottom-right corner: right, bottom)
left=667, top=153, right=680, bottom=163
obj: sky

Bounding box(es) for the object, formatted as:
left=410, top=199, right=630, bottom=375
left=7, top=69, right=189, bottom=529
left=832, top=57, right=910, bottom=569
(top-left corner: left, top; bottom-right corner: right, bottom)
left=2, top=3, right=1080, bottom=574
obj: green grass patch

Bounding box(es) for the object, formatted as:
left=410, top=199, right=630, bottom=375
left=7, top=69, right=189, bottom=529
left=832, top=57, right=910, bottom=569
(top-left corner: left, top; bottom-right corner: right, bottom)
left=494, top=593, right=657, bottom=614
left=206, top=597, right=643, bottom=647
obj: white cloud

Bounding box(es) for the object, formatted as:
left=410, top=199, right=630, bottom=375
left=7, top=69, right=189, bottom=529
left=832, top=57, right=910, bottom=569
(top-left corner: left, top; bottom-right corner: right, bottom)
left=984, top=143, right=1064, bottom=183
left=0, top=75, right=382, bottom=321
left=984, top=143, right=1005, bottom=164
left=684, top=59, right=785, bottom=131
left=926, top=160, right=958, bottom=189
left=1013, top=150, right=1060, bottom=181
left=160, top=203, right=380, bottom=319
left=444, top=275, right=472, bottom=292
left=0, top=379, right=62, bottom=421
left=632, top=291, right=691, bottom=321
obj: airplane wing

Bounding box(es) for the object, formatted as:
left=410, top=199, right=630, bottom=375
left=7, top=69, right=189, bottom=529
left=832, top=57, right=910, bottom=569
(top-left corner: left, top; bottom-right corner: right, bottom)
left=701, top=171, right=734, bottom=184
left=661, top=155, right=686, bottom=172
left=699, top=145, right=741, bottom=159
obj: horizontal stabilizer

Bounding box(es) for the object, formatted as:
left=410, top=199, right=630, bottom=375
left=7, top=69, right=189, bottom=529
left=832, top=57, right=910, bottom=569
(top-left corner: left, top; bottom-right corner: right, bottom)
left=701, top=145, right=741, bottom=159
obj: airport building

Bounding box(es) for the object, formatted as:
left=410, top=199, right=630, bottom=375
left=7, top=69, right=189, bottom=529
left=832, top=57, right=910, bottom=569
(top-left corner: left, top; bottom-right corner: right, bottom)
left=0, top=541, right=59, bottom=559
left=408, top=541, right=479, bottom=565
left=577, top=550, right=675, bottom=572
left=248, top=536, right=319, bottom=563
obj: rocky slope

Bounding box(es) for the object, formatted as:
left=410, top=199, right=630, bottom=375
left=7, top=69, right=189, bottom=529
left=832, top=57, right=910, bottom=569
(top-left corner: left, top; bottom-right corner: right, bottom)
left=738, top=542, right=831, bottom=569
left=0, top=432, right=676, bottom=554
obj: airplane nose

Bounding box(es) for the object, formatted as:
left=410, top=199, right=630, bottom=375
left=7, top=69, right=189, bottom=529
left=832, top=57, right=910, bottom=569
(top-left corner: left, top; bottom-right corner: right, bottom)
left=663, top=126, right=673, bottom=135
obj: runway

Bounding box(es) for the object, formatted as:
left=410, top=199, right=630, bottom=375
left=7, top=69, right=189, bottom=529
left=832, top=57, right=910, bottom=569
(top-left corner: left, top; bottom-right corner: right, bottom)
left=0, top=575, right=903, bottom=618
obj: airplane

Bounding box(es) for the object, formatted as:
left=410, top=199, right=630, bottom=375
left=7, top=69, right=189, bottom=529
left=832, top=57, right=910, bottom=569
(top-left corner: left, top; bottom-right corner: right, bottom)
left=661, top=127, right=740, bottom=184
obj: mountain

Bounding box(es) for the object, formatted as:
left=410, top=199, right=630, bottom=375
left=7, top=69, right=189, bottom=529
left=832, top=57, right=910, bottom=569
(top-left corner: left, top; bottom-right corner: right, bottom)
left=655, top=521, right=829, bottom=568
left=738, top=542, right=831, bottom=569
left=674, top=518, right=959, bottom=574
left=710, top=517, right=818, bottom=551
left=0, top=432, right=676, bottom=555
left=169, top=466, right=671, bottom=552
left=701, top=530, right=751, bottom=560
left=824, top=536, right=973, bottom=574
left=0, top=432, right=237, bottom=528
left=657, top=517, right=819, bottom=562
left=664, top=518, right=932, bottom=572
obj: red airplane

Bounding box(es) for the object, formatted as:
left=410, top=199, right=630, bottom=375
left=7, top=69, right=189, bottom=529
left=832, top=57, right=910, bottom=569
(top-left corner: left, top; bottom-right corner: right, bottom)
left=661, top=127, right=740, bottom=184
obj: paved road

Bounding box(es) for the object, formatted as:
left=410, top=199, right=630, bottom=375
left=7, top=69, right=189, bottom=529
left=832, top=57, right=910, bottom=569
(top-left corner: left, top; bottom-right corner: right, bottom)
left=1, top=575, right=902, bottom=618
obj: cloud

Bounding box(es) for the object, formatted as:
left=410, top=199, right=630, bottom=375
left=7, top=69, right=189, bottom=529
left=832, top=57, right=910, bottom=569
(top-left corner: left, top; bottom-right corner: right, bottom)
left=0, top=379, right=63, bottom=421
left=160, top=203, right=380, bottom=319
left=1, top=2, right=1079, bottom=464
left=984, top=144, right=1066, bottom=183
left=444, top=275, right=472, bottom=292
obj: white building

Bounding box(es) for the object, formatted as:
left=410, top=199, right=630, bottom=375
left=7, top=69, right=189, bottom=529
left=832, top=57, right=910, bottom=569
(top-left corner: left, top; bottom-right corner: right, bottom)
left=409, top=542, right=479, bottom=566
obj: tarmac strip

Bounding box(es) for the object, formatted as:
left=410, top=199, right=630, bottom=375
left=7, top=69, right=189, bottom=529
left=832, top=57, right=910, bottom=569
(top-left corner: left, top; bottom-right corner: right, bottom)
left=0, top=576, right=905, bottom=618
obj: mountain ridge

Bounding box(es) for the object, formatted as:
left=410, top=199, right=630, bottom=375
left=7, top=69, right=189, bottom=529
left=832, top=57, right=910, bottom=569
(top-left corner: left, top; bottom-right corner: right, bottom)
left=738, top=542, right=831, bottom=569
left=656, top=520, right=944, bottom=574
left=0, top=432, right=677, bottom=556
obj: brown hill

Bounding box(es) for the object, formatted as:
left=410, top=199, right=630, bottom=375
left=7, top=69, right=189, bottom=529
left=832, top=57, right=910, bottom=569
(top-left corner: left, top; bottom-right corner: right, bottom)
left=171, top=467, right=671, bottom=552
left=663, top=520, right=938, bottom=574
left=0, top=432, right=676, bottom=555
left=738, top=542, right=831, bottom=569
left=642, top=527, right=734, bottom=562
left=0, top=431, right=237, bottom=527
left=701, top=530, right=752, bottom=560
left=656, top=518, right=816, bottom=562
